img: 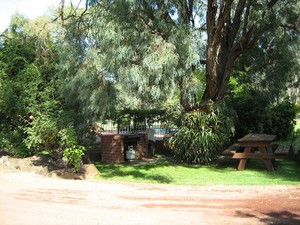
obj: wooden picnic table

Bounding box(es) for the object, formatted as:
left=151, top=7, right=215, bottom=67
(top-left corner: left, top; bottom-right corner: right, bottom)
left=223, top=133, right=277, bottom=172
left=237, top=133, right=277, bottom=172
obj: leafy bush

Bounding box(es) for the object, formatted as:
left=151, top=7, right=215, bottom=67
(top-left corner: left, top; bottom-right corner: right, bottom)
left=167, top=102, right=234, bottom=164
left=24, top=111, right=82, bottom=159
left=0, top=129, right=33, bottom=157
left=63, top=145, right=86, bottom=172
left=0, top=16, right=87, bottom=162
left=24, top=113, right=59, bottom=152
left=228, top=90, right=298, bottom=139
left=264, top=101, right=298, bottom=139
left=226, top=90, right=269, bottom=137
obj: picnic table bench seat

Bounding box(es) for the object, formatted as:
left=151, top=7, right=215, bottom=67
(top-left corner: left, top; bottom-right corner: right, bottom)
left=273, top=145, right=291, bottom=159
left=222, top=143, right=244, bottom=157
left=223, top=144, right=291, bottom=159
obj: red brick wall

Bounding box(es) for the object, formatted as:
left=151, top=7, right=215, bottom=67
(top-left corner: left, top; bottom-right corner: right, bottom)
left=133, top=133, right=148, bottom=159
left=100, top=135, right=124, bottom=163
left=101, top=133, right=148, bottom=163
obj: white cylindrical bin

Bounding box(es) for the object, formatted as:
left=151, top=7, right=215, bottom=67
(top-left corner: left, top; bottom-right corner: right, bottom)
left=126, top=145, right=135, bottom=161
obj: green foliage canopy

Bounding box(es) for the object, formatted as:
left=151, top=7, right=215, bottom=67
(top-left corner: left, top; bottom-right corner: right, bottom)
left=0, top=13, right=83, bottom=161
left=57, top=0, right=299, bottom=118
left=57, top=0, right=206, bottom=119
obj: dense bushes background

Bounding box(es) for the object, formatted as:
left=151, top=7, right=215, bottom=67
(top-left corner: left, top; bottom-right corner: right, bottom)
left=0, top=16, right=89, bottom=170
left=228, top=90, right=298, bottom=140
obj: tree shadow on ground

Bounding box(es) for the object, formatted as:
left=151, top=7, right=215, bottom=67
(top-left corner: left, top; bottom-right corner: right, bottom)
left=95, top=155, right=300, bottom=184
left=96, top=163, right=173, bottom=184
left=215, top=157, right=300, bottom=183
left=235, top=210, right=300, bottom=225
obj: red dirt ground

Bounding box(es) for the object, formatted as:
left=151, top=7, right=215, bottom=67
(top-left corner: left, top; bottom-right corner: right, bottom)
left=0, top=169, right=299, bottom=225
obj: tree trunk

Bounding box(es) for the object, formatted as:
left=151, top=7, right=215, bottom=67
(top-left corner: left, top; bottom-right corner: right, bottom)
left=204, top=46, right=238, bottom=101
left=203, top=0, right=253, bottom=101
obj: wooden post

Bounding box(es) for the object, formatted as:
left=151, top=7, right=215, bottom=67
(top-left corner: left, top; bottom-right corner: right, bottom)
left=259, top=147, right=274, bottom=172
left=237, top=147, right=251, bottom=170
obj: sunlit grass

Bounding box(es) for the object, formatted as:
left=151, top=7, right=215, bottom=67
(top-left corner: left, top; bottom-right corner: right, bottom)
left=95, top=159, right=300, bottom=186
left=95, top=119, right=300, bottom=186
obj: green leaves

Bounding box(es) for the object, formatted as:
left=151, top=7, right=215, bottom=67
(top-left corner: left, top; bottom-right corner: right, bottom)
left=228, top=89, right=298, bottom=139
left=63, top=145, right=86, bottom=172
left=58, top=0, right=206, bottom=117
left=0, top=12, right=83, bottom=160
left=167, top=102, right=234, bottom=164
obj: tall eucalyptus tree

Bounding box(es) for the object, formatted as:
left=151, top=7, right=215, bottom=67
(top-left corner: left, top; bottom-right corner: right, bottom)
left=58, top=0, right=299, bottom=114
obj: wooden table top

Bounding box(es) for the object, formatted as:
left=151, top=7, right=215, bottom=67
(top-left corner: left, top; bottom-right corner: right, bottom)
left=238, top=133, right=277, bottom=143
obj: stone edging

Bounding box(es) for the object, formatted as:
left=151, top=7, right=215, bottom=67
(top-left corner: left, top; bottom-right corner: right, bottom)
left=0, top=155, right=99, bottom=180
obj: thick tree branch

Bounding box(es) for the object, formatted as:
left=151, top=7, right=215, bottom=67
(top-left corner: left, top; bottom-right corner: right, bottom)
left=281, top=20, right=300, bottom=34
left=230, top=0, right=247, bottom=45
left=142, top=0, right=155, bottom=20
left=50, top=0, right=89, bottom=27
left=188, top=0, right=195, bottom=26
left=242, top=0, right=251, bottom=34
left=214, top=0, right=232, bottom=48
left=156, top=0, right=177, bottom=27
left=207, top=0, right=218, bottom=46
left=136, top=13, right=165, bottom=36
left=267, top=0, right=279, bottom=9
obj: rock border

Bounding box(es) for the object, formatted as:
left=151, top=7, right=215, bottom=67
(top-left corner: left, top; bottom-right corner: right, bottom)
left=0, top=155, right=99, bottom=180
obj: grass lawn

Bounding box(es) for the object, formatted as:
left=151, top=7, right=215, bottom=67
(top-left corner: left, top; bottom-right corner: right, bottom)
left=95, top=158, right=300, bottom=186
left=95, top=120, right=300, bottom=186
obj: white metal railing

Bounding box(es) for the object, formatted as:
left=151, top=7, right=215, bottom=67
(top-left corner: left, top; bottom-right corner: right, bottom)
left=99, top=121, right=172, bottom=141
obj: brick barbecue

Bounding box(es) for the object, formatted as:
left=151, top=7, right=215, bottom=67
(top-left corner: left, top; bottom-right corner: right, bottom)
left=101, top=133, right=148, bottom=163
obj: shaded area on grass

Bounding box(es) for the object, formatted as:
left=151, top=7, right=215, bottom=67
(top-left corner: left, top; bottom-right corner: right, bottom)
left=96, top=161, right=173, bottom=184
left=217, top=158, right=300, bottom=182
left=95, top=157, right=300, bottom=185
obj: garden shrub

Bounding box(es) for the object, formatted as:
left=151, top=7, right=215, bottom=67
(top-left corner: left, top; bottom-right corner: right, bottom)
left=228, top=90, right=298, bottom=140
left=226, top=90, right=269, bottom=137
left=167, top=102, right=234, bottom=164
left=24, top=113, right=59, bottom=153
left=24, top=110, right=83, bottom=159
left=0, top=128, right=33, bottom=157
left=264, top=101, right=298, bottom=140
left=63, top=145, right=86, bottom=172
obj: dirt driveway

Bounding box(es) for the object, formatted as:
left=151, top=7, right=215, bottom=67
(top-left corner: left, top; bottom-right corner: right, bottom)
left=0, top=170, right=299, bottom=225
